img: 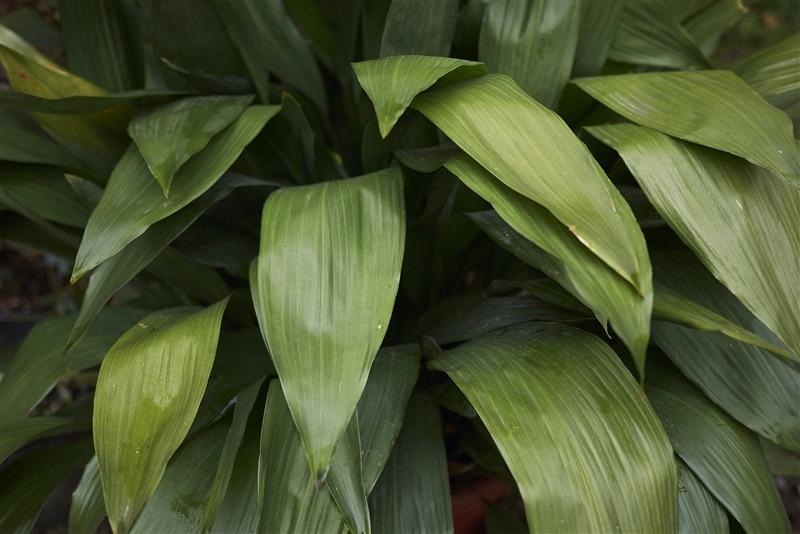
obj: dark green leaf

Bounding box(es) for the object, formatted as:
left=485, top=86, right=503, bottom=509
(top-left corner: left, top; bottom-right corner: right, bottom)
left=380, top=0, right=459, bottom=58
left=677, top=457, right=729, bottom=534
left=731, top=32, right=800, bottom=113
left=572, top=0, right=624, bottom=77
left=69, top=456, right=106, bottom=534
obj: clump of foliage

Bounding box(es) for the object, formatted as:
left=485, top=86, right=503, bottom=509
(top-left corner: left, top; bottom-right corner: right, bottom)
left=0, top=1, right=798, bottom=532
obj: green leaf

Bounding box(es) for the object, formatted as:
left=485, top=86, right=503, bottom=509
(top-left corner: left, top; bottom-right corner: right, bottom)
left=73, top=105, right=279, bottom=281
left=201, top=380, right=263, bottom=533
left=411, top=74, right=650, bottom=295
left=677, top=458, right=729, bottom=534
left=69, top=456, right=106, bottom=534
left=368, top=393, right=453, bottom=533
left=0, top=308, right=144, bottom=421
left=0, top=416, right=76, bottom=463
left=257, top=380, right=347, bottom=534
left=286, top=0, right=360, bottom=78
left=253, top=169, right=405, bottom=482
left=443, top=148, right=651, bottom=372
left=0, top=107, right=86, bottom=170
left=380, top=0, right=459, bottom=58
left=353, top=55, right=487, bottom=138
left=214, top=0, right=327, bottom=111
left=128, top=95, right=254, bottom=196
left=572, top=0, right=624, bottom=77
left=357, top=344, right=420, bottom=493
left=209, top=431, right=260, bottom=533
left=647, top=362, right=791, bottom=533
left=577, top=71, right=800, bottom=184
left=431, top=323, right=678, bottom=532
left=651, top=246, right=800, bottom=450
left=478, top=0, right=581, bottom=109
left=683, top=0, right=748, bottom=56
left=0, top=164, right=92, bottom=228
left=608, top=0, right=707, bottom=69
left=588, top=123, right=800, bottom=356
left=325, top=415, right=370, bottom=534
left=0, top=438, right=94, bottom=534
left=131, top=418, right=229, bottom=533
left=93, top=299, right=228, bottom=534
left=731, top=32, right=800, bottom=112
left=59, top=0, right=143, bottom=92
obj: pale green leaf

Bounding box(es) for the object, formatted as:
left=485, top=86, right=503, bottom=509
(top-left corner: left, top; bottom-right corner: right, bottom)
left=411, top=74, right=650, bottom=295
left=0, top=438, right=93, bottom=534
left=731, top=32, right=800, bottom=113
left=651, top=246, right=800, bottom=450
left=442, top=148, right=650, bottom=372
left=479, top=0, right=580, bottom=109
left=200, top=380, right=263, bottom=533
left=0, top=308, right=144, bottom=421
left=59, top=0, right=142, bottom=92
left=572, top=0, right=625, bottom=77
left=73, top=105, right=279, bottom=281
left=431, top=323, right=678, bottom=532
left=577, top=71, right=800, bottom=184
left=128, top=95, right=253, bottom=195
left=94, top=299, right=228, bottom=534
left=368, top=393, right=453, bottom=533
left=131, top=419, right=229, bottom=533
left=213, top=0, right=326, bottom=110
left=253, top=169, right=405, bottom=481
left=257, top=380, right=347, bottom=534
left=357, top=344, right=420, bottom=493
left=380, top=0, right=459, bottom=58
left=352, top=55, right=487, bottom=138
left=677, top=457, right=729, bottom=534
left=69, top=456, right=106, bottom=534
left=647, top=363, right=791, bottom=533
left=608, top=0, right=707, bottom=69
left=589, top=123, right=800, bottom=356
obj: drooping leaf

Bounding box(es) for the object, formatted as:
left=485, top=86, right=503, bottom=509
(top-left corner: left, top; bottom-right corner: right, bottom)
left=72, top=105, right=279, bottom=281
left=677, top=457, right=729, bottom=534
left=253, top=169, right=405, bottom=482
left=608, top=0, right=707, bottom=69
left=380, top=0, right=459, bottom=58
left=589, top=123, right=800, bottom=356
left=577, top=71, right=800, bottom=184
left=0, top=107, right=86, bottom=170
left=443, top=149, right=650, bottom=372
left=94, top=299, right=228, bottom=533
left=651, top=246, right=800, bottom=450
left=479, top=0, right=581, bottom=109
left=353, top=55, right=487, bottom=138
left=368, top=393, right=453, bottom=533
left=213, top=0, right=327, bottom=110
left=69, top=456, right=106, bottom=534
left=357, top=344, right=420, bottom=493
left=257, top=380, right=347, bottom=534
left=411, top=74, right=650, bottom=295
left=0, top=438, right=94, bottom=534
left=0, top=308, right=144, bottom=421
left=130, top=418, right=229, bottom=533
left=647, top=362, right=791, bottom=533
left=571, top=0, right=624, bottom=77
left=127, top=95, right=254, bottom=195
left=59, top=0, right=143, bottom=92
left=0, top=416, right=77, bottom=463
left=201, top=380, right=263, bottom=533
left=731, top=32, right=800, bottom=113
left=431, top=323, right=677, bottom=532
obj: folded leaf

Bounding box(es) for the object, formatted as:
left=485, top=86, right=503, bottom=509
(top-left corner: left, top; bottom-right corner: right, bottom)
left=94, top=299, right=228, bottom=533
left=431, top=323, right=677, bottom=532
left=577, top=71, right=800, bottom=184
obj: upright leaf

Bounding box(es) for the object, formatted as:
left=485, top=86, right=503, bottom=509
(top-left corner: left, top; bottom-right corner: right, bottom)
left=731, top=32, right=800, bottom=112
left=479, top=0, right=581, bottom=109
left=325, top=415, right=370, bottom=534
left=380, top=0, right=459, bottom=58
left=572, top=0, right=624, bottom=77
left=253, top=169, right=405, bottom=482
left=431, top=323, right=678, bottom=532
left=70, top=456, right=106, bottom=534
left=677, top=458, right=729, bottom=533
left=127, top=95, right=254, bottom=195
left=589, top=123, right=800, bottom=356
left=72, top=105, right=279, bottom=281
left=94, top=299, right=228, bottom=534
left=576, top=71, right=800, bottom=184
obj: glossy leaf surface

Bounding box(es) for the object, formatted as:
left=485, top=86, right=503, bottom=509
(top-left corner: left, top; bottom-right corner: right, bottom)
left=589, top=123, right=800, bottom=356
left=577, top=71, right=800, bottom=184
left=254, top=169, right=405, bottom=481
left=94, top=299, right=228, bottom=533
left=431, top=323, right=677, bottom=531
